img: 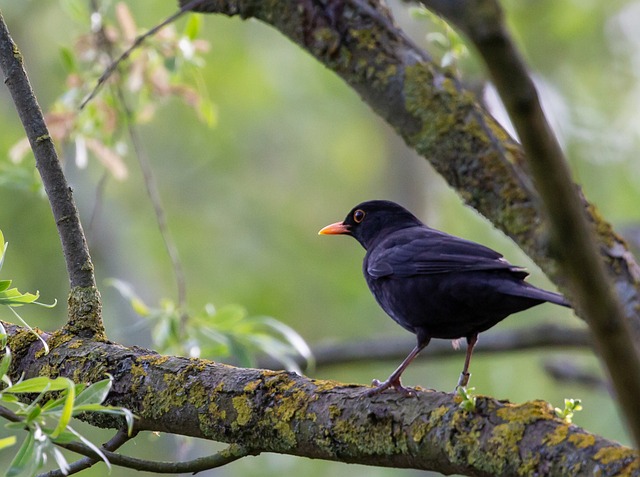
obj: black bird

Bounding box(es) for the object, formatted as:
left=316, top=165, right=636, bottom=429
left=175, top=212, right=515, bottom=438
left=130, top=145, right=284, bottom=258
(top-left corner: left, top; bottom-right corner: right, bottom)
left=319, top=200, right=570, bottom=395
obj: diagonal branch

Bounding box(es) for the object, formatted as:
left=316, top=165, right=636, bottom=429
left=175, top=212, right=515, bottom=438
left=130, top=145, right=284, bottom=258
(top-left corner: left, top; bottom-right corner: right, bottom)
left=0, top=13, right=95, bottom=291
left=417, top=0, right=640, bottom=449
left=6, top=322, right=638, bottom=477
left=0, top=11, right=104, bottom=339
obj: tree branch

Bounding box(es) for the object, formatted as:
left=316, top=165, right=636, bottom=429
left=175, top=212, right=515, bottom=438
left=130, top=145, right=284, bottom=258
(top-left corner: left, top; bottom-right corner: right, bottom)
left=55, top=441, right=252, bottom=474
left=5, top=322, right=638, bottom=476
left=0, top=11, right=104, bottom=339
left=417, top=0, right=640, bottom=449
left=38, top=430, right=133, bottom=477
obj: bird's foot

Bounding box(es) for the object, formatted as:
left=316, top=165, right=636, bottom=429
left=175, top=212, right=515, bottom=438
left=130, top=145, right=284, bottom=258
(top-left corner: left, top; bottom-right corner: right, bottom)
left=364, top=378, right=416, bottom=397
left=455, top=372, right=471, bottom=391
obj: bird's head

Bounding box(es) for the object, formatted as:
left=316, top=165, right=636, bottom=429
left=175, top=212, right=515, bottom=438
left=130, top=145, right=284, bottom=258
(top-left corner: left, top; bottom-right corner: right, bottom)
left=319, top=200, right=423, bottom=249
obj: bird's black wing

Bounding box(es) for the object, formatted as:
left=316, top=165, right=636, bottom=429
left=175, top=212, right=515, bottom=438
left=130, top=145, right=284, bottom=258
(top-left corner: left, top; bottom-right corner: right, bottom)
left=366, top=227, right=528, bottom=279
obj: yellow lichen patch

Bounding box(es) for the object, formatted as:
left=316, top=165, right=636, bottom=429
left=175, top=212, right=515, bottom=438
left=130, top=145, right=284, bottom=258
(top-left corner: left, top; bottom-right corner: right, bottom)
left=594, top=446, right=638, bottom=465
left=487, top=422, right=524, bottom=469
left=620, top=458, right=640, bottom=475
left=232, top=396, right=252, bottom=429
left=148, top=355, right=170, bottom=366
left=262, top=387, right=313, bottom=448
left=411, top=421, right=429, bottom=444
left=67, top=340, right=84, bottom=349
left=243, top=379, right=261, bottom=393
left=332, top=415, right=408, bottom=456
left=311, top=378, right=347, bottom=393
left=568, top=432, right=596, bottom=449
left=329, top=404, right=342, bottom=420
left=496, top=400, right=555, bottom=424
left=544, top=425, right=569, bottom=446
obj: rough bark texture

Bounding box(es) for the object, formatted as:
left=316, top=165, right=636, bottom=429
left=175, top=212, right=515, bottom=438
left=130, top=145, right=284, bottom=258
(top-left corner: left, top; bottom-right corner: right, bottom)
left=178, top=0, right=640, bottom=338
left=5, top=322, right=638, bottom=476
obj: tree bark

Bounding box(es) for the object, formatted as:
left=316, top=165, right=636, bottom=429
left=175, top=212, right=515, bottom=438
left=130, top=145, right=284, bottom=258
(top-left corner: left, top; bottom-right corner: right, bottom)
left=7, top=322, right=638, bottom=477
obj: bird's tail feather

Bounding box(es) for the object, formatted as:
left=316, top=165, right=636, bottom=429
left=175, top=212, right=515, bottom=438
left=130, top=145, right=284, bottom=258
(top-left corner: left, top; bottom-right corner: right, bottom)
left=509, top=284, right=571, bottom=308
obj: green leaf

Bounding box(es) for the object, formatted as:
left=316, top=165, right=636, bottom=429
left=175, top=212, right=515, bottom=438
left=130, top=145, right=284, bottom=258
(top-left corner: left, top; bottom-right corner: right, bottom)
left=107, top=278, right=150, bottom=316
left=0, top=230, right=6, bottom=271
left=0, top=288, right=40, bottom=306
left=59, top=46, right=77, bottom=73
left=183, top=14, right=202, bottom=40
left=74, top=377, right=112, bottom=407
left=51, top=380, right=75, bottom=438
left=0, top=280, right=12, bottom=292
left=0, top=435, right=16, bottom=450
left=0, top=346, right=12, bottom=380
left=65, top=425, right=111, bottom=471
left=6, top=376, right=73, bottom=394
left=51, top=446, right=70, bottom=475
left=6, top=432, right=36, bottom=477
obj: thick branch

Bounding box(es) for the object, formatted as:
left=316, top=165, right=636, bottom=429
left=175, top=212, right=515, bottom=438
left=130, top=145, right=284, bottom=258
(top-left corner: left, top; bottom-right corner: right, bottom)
left=418, top=0, right=640, bottom=449
left=6, top=323, right=638, bottom=477
left=0, top=11, right=103, bottom=339
left=177, top=0, right=640, bottom=336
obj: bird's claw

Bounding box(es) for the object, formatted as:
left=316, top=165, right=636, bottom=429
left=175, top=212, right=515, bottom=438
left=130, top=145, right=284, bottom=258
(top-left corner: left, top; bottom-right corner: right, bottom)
left=364, top=378, right=416, bottom=397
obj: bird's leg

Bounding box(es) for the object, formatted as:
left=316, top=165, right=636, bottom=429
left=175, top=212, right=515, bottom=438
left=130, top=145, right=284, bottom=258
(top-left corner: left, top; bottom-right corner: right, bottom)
left=456, top=334, right=478, bottom=389
left=364, top=337, right=430, bottom=397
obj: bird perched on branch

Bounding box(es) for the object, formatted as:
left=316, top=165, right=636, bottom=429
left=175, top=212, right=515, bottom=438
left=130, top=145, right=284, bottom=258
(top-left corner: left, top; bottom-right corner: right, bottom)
left=319, top=200, right=570, bottom=395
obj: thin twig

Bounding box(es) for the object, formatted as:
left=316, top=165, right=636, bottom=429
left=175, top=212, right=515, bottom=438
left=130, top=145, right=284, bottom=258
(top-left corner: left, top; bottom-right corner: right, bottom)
left=54, top=440, right=253, bottom=474
left=80, top=0, right=206, bottom=109
left=37, top=429, right=135, bottom=477
left=419, top=0, right=640, bottom=448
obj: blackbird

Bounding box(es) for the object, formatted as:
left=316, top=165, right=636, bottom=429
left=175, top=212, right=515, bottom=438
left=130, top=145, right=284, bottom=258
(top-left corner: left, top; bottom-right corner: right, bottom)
left=319, top=200, right=570, bottom=395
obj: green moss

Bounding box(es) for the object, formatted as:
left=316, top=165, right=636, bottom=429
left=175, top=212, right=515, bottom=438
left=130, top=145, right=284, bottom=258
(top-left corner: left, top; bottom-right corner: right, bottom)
left=568, top=432, right=596, bottom=449
left=332, top=415, right=408, bottom=455
left=544, top=425, right=569, bottom=446
left=594, top=446, right=638, bottom=465
left=64, top=287, right=106, bottom=340
left=232, top=396, right=252, bottom=428
left=329, top=404, right=342, bottom=420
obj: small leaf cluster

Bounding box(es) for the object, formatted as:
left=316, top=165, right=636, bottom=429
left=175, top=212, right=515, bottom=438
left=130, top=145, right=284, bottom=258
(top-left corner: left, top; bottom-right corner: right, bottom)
left=456, top=386, right=477, bottom=412
left=0, top=231, right=134, bottom=476
left=409, top=6, right=469, bottom=68
left=0, top=231, right=56, bottom=353
left=555, top=398, right=583, bottom=423
left=110, top=279, right=314, bottom=373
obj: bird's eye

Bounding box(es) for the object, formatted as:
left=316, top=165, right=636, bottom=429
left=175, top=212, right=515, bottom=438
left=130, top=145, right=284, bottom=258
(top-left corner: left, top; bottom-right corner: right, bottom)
left=353, top=209, right=365, bottom=223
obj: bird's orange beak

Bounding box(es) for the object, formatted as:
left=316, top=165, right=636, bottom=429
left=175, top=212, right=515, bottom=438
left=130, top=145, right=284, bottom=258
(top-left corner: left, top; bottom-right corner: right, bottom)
left=318, top=221, right=350, bottom=235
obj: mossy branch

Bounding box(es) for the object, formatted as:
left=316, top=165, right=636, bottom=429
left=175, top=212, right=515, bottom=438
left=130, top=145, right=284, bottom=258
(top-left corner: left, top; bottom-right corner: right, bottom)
left=418, top=0, right=640, bottom=451
left=5, top=321, right=638, bottom=477
left=177, top=0, right=640, bottom=336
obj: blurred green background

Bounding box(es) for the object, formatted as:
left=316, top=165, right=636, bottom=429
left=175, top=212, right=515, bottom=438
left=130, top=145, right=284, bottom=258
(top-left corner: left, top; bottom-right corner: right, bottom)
left=0, top=0, right=639, bottom=475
